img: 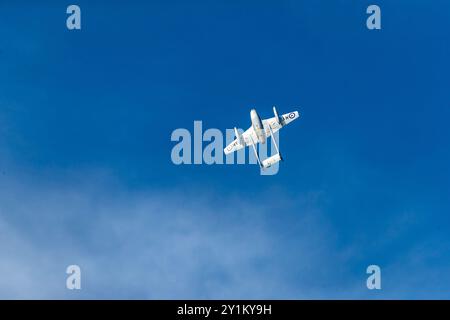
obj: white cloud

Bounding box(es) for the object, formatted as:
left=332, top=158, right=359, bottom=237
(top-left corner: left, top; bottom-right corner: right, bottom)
left=0, top=167, right=449, bottom=299
left=0, top=169, right=345, bottom=299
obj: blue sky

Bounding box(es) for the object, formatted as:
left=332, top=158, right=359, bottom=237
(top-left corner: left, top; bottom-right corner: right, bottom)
left=0, top=0, right=450, bottom=298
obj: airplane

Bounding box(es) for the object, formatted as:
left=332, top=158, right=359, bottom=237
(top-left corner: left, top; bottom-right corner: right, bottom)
left=224, top=106, right=300, bottom=169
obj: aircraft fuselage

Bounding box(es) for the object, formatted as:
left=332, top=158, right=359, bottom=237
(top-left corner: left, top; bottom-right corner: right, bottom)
left=250, top=109, right=266, bottom=144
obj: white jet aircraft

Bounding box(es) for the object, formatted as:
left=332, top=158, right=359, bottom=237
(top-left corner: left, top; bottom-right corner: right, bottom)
left=224, top=107, right=300, bottom=169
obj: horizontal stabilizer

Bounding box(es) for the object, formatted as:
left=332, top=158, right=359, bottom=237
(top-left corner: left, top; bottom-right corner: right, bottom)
left=261, top=153, right=282, bottom=169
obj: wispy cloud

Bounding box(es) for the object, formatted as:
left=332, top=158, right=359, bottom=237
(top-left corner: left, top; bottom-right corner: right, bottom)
left=0, top=164, right=449, bottom=299
left=0, top=165, right=349, bottom=299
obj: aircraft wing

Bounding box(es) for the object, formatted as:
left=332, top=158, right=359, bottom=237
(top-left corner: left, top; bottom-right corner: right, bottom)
left=224, top=126, right=258, bottom=155
left=262, top=111, right=299, bottom=137
left=224, top=110, right=299, bottom=155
